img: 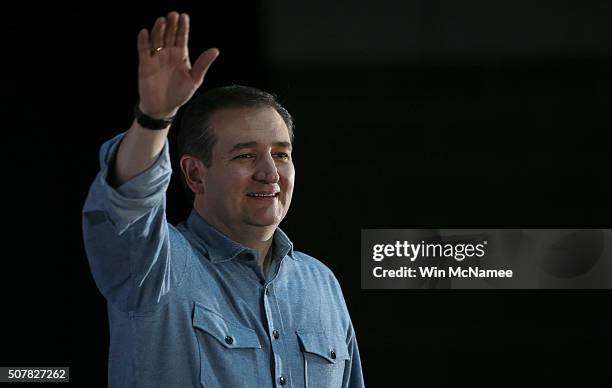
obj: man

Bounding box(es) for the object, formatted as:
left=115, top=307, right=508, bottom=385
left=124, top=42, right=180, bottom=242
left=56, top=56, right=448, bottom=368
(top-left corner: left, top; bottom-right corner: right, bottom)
left=82, top=11, right=364, bottom=388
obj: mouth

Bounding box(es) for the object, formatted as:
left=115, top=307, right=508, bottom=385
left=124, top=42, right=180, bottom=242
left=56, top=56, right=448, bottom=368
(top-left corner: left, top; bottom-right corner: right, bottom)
left=246, top=191, right=280, bottom=199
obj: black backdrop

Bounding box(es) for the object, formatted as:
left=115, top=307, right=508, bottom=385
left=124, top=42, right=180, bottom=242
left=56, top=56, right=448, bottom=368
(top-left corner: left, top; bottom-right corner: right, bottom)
left=2, top=1, right=611, bottom=386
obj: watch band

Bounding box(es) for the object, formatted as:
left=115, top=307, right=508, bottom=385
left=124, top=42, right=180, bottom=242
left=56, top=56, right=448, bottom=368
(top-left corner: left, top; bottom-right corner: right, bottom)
left=133, top=103, right=175, bottom=130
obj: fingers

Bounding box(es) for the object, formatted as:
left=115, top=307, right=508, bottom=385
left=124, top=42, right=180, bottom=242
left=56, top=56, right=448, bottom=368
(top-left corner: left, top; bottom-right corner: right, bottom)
left=143, top=12, right=186, bottom=57
left=164, top=11, right=179, bottom=47
left=191, top=48, right=220, bottom=85
left=137, top=28, right=150, bottom=60
left=150, top=17, right=166, bottom=52
left=176, top=13, right=189, bottom=48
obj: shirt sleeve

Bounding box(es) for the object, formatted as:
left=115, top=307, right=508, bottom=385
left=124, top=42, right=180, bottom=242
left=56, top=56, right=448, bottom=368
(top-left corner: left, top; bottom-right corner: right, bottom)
left=343, top=320, right=366, bottom=388
left=82, top=132, right=186, bottom=313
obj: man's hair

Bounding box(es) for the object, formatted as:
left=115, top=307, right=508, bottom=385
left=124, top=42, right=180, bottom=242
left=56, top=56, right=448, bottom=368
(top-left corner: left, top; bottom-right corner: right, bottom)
left=176, top=84, right=295, bottom=194
left=177, top=85, right=293, bottom=167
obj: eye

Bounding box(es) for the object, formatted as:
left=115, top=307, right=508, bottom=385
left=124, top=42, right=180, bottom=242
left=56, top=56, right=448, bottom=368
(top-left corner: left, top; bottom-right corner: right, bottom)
left=273, top=152, right=290, bottom=160
left=233, top=153, right=255, bottom=160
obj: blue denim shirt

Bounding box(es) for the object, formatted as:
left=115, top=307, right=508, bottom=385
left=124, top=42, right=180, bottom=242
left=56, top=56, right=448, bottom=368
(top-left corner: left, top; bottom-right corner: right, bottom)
left=82, top=133, right=365, bottom=388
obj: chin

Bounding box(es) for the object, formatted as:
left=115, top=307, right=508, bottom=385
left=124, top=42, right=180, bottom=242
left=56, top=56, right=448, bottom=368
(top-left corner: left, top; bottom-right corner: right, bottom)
left=245, top=213, right=283, bottom=228
left=245, top=220, right=279, bottom=229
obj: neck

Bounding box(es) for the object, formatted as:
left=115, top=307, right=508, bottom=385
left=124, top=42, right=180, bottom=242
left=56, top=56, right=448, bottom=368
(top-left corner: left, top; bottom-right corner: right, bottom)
left=194, top=206, right=275, bottom=266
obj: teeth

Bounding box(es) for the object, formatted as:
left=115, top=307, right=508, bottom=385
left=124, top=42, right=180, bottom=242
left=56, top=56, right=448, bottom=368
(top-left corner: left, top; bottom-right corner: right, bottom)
left=248, top=193, right=277, bottom=197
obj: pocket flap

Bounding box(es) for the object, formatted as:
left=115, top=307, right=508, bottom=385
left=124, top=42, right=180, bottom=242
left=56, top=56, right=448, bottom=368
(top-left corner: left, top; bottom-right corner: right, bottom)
left=193, top=303, right=261, bottom=349
left=296, top=331, right=350, bottom=363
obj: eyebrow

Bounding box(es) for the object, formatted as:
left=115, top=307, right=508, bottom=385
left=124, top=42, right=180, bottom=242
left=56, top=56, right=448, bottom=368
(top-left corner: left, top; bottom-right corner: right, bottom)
left=228, top=141, right=293, bottom=153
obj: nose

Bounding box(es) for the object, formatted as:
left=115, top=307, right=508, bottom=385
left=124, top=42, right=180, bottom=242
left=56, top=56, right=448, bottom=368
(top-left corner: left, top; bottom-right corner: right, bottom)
left=253, top=153, right=280, bottom=184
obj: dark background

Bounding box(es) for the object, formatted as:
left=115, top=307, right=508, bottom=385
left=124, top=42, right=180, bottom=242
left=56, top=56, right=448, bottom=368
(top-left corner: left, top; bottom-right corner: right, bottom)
left=2, top=1, right=611, bottom=386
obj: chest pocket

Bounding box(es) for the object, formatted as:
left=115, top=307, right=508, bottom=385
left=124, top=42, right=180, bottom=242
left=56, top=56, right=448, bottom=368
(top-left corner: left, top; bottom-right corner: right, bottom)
left=193, top=303, right=262, bottom=388
left=296, top=331, right=350, bottom=388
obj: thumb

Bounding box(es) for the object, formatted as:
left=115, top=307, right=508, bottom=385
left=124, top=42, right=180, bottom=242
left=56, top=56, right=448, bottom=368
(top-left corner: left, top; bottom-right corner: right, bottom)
left=191, top=48, right=220, bottom=85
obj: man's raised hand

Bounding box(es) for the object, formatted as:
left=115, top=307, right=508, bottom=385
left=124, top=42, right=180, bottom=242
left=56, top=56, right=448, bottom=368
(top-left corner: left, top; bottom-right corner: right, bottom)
left=136, top=11, right=219, bottom=119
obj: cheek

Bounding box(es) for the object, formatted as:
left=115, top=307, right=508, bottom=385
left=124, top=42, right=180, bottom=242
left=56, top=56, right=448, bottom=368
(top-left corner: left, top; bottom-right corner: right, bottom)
left=207, top=169, right=249, bottom=197
left=279, top=165, right=295, bottom=189
left=280, top=176, right=294, bottom=196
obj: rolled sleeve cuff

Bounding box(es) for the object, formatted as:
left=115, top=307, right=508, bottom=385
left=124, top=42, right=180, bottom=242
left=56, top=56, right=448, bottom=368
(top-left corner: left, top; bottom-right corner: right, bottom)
left=96, top=132, right=172, bottom=234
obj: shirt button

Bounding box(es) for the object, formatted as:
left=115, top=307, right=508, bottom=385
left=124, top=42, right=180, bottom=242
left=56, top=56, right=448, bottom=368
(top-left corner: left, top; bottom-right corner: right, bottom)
left=273, top=330, right=280, bottom=339
left=265, top=288, right=270, bottom=296
left=279, top=376, right=287, bottom=385
left=225, top=336, right=234, bottom=345
left=330, top=349, right=336, bottom=359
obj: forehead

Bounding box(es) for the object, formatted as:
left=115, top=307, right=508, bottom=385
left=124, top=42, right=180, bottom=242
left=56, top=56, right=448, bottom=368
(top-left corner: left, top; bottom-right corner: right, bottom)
left=209, top=106, right=291, bottom=148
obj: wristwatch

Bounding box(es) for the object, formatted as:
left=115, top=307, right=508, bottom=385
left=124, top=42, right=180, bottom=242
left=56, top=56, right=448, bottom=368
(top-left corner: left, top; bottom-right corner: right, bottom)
left=133, top=103, right=175, bottom=130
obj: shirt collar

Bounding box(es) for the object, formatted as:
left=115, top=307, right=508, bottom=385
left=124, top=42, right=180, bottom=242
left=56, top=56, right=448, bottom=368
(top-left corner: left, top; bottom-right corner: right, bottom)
left=185, top=209, right=298, bottom=263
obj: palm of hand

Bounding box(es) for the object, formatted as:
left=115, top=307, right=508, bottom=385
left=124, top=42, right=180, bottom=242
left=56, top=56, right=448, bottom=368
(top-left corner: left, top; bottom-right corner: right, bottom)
left=139, top=46, right=195, bottom=117
left=136, top=12, right=219, bottom=118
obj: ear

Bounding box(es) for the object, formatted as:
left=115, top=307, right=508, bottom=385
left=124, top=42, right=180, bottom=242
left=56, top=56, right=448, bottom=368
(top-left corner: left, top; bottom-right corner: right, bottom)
left=180, top=154, right=207, bottom=195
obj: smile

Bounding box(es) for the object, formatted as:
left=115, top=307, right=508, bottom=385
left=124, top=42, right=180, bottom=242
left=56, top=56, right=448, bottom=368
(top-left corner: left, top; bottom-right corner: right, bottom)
left=246, top=192, right=279, bottom=198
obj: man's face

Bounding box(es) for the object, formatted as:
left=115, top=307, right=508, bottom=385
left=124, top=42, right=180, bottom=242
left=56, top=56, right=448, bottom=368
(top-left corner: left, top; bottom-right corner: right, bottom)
left=200, top=105, right=294, bottom=231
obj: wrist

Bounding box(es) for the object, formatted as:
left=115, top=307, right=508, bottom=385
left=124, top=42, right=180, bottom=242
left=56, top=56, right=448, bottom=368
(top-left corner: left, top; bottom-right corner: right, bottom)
left=138, top=102, right=178, bottom=120
left=134, top=102, right=177, bottom=130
